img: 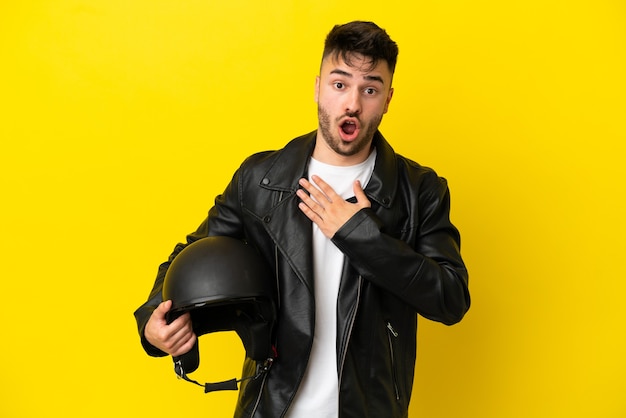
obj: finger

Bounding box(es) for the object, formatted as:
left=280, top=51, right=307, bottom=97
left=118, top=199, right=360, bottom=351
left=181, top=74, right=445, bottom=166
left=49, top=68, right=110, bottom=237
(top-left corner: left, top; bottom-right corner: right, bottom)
left=297, top=188, right=324, bottom=213
left=299, top=177, right=331, bottom=203
left=171, top=332, right=197, bottom=357
left=170, top=311, right=192, bottom=329
left=353, top=180, right=371, bottom=208
left=161, top=314, right=195, bottom=354
left=169, top=319, right=195, bottom=349
left=310, top=175, right=341, bottom=201
left=298, top=201, right=323, bottom=222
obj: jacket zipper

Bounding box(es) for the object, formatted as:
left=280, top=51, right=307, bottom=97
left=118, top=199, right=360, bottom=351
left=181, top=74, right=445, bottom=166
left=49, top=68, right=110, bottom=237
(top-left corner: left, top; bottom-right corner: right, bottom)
left=249, top=365, right=270, bottom=416
left=338, top=275, right=363, bottom=388
left=386, top=321, right=400, bottom=401
left=274, top=245, right=281, bottom=310
left=250, top=244, right=281, bottom=417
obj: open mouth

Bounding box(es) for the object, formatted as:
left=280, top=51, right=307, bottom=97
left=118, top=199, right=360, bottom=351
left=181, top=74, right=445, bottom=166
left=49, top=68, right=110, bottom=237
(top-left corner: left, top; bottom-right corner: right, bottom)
left=341, top=120, right=357, bottom=136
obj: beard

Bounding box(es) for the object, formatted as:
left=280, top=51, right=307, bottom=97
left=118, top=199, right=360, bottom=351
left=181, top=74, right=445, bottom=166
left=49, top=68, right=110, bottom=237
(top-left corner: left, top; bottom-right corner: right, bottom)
left=317, top=104, right=383, bottom=158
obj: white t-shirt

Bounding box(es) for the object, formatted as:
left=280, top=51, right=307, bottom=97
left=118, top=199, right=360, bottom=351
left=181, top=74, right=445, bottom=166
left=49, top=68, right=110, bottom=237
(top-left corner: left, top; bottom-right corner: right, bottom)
left=285, top=149, right=377, bottom=418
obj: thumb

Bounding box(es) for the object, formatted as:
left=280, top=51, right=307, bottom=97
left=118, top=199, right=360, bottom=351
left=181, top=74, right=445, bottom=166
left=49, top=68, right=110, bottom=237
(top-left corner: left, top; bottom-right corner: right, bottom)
left=154, top=299, right=172, bottom=319
left=353, top=180, right=371, bottom=208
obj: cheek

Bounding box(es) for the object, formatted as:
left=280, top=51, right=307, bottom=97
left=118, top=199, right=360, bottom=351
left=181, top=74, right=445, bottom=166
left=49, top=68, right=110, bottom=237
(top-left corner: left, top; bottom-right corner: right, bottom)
left=364, top=100, right=388, bottom=117
left=317, top=92, right=336, bottom=112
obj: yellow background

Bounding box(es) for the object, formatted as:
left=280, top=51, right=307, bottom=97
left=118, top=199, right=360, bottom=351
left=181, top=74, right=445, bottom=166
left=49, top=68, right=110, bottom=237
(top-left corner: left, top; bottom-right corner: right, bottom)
left=1, top=1, right=624, bottom=416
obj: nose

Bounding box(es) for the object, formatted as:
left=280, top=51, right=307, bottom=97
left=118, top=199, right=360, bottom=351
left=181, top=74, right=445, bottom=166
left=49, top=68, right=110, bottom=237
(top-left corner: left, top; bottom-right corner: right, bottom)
left=344, top=89, right=361, bottom=115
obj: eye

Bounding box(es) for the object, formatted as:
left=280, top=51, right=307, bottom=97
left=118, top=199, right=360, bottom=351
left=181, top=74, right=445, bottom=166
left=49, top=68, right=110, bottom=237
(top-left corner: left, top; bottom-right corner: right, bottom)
left=333, top=82, right=345, bottom=89
left=364, top=87, right=377, bottom=95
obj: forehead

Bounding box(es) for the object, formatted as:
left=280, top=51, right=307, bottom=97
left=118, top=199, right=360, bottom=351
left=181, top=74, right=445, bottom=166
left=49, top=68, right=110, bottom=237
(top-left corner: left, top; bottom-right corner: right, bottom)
left=320, top=53, right=392, bottom=84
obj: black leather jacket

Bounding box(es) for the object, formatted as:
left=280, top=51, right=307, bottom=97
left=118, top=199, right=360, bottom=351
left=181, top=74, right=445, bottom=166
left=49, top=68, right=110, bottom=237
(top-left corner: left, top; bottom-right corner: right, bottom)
left=135, top=130, right=470, bottom=417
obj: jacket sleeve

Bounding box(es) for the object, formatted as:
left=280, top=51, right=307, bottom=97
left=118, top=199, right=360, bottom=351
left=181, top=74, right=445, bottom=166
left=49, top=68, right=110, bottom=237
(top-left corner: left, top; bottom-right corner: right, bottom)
left=133, top=166, right=246, bottom=356
left=331, top=171, right=470, bottom=325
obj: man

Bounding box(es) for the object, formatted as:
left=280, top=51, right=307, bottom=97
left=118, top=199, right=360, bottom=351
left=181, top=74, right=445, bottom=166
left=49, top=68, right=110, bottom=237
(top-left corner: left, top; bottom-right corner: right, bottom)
left=135, top=21, right=470, bottom=417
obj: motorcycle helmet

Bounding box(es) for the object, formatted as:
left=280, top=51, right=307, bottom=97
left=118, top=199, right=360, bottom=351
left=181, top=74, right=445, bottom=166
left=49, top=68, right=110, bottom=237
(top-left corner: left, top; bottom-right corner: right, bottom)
left=162, top=236, right=277, bottom=392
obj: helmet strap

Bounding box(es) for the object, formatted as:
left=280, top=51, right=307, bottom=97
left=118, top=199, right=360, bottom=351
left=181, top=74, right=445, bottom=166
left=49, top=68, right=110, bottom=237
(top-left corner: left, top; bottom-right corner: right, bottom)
left=173, top=356, right=275, bottom=393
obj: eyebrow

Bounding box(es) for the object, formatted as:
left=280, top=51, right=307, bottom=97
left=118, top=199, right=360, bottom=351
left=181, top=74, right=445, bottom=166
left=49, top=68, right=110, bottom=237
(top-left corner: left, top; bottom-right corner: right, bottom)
left=329, top=69, right=385, bottom=85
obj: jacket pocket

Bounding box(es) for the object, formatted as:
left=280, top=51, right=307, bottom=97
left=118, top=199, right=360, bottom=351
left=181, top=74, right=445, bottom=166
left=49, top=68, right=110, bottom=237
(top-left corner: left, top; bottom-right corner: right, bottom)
left=386, top=321, right=401, bottom=401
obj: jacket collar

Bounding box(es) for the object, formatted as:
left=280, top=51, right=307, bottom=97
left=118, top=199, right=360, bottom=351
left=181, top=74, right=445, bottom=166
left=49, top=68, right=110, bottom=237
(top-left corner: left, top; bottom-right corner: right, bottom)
left=261, top=130, right=398, bottom=209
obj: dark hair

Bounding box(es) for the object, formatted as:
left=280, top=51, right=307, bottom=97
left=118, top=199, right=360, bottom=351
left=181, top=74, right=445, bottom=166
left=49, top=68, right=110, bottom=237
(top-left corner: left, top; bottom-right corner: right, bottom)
left=322, top=21, right=399, bottom=74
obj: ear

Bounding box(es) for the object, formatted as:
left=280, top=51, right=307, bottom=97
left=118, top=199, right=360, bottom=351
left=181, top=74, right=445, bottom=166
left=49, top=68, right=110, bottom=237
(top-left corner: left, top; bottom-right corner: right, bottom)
left=314, top=75, right=320, bottom=103
left=383, top=87, right=394, bottom=114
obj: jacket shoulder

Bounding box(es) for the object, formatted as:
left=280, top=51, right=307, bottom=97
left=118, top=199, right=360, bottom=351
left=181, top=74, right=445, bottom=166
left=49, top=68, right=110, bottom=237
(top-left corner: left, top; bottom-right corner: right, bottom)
left=239, top=132, right=314, bottom=171
left=396, top=154, right=448, bottom=190
left=234, top=132, right=315, bottom=194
